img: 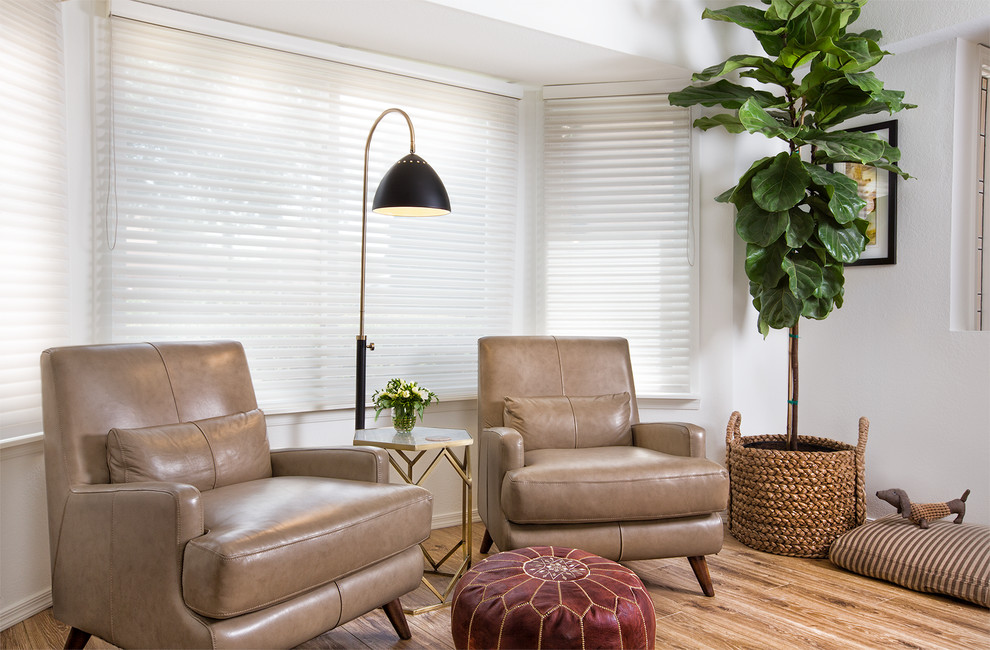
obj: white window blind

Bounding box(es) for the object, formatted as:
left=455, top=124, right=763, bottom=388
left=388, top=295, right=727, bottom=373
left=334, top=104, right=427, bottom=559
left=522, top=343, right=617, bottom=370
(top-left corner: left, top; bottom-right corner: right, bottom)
left=100, top=17, right=518, bottom=414
left=543, top=93, right=696, bottom=396
left=0, top=0, right=69, bottom=440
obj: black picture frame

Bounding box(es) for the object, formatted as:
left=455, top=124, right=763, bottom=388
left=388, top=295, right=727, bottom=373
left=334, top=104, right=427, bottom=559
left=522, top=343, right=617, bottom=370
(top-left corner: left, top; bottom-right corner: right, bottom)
left=827, top=120, right=898, bottom=266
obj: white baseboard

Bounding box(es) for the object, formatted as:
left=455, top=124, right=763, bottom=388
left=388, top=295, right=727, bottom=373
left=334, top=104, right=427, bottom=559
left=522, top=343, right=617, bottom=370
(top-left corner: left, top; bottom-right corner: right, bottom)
left=1, top=589, right=52, bottom=632
left=432, top=508, right=481, bottom=530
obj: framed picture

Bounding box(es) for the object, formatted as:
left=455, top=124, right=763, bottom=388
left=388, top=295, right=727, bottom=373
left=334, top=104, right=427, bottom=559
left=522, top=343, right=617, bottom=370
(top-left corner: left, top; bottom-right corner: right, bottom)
left=828, top=120, right=898, bottom=265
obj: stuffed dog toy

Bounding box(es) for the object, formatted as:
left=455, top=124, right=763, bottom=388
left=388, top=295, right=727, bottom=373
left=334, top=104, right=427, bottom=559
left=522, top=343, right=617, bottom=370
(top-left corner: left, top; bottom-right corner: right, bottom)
left=876, top=488, right=970, bottom=529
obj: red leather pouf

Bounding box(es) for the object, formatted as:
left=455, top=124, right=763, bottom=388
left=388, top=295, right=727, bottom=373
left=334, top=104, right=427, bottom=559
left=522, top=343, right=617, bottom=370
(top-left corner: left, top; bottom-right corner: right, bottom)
left=451, top=546, right=656, bottom=649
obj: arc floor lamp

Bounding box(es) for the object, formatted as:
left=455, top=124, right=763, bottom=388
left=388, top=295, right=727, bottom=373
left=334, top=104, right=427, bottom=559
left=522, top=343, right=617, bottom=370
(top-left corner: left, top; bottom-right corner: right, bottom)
left=356, top=108, right=450, bottom=429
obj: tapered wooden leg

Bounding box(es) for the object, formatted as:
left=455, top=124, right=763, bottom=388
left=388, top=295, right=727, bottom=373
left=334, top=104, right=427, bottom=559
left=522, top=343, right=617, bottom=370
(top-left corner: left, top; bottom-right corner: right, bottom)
left=480, top=528, right=494, bottom=554
left=688, top=555, right=715, bottom=597
left=64, top=627, right=91, bottom=650
left=382, top=598, right=411, bottom=640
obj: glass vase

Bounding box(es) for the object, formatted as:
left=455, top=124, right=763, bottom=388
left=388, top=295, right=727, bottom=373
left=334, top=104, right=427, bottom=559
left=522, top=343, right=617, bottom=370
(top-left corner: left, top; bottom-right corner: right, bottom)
left=392, top=405, right=417, bottom=435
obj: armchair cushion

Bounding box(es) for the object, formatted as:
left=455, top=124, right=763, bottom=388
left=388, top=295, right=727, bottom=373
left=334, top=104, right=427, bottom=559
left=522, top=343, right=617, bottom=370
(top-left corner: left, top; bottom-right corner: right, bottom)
left=183, top=476, right=433, bottom=619
left=503, top=393, right=632, bottom=450
left=501, top=446, right=728, bottom=524
left=107, top=409, right=271, bottom=490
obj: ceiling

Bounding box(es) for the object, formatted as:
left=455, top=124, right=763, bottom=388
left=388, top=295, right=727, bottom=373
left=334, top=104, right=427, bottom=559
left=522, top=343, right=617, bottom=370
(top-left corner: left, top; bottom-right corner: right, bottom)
left=135, top=0, right=990, bottom=88
left=137, top=0, right=693, bottom=86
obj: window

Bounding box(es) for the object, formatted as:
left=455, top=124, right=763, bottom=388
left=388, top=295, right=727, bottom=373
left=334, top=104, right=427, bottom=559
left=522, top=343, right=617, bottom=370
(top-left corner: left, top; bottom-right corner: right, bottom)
left=978, top=45, right=989, bottom=330
left=0, top=0, right=69, bottom=440
left=542, top=89, right=697, bottom=396
left=99, top=16, right=519, bottom=414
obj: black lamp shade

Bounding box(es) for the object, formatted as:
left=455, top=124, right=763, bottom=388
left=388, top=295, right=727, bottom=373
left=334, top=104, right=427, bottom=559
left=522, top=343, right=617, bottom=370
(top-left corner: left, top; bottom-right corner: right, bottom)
left=372, top=153, right=451, bottom=216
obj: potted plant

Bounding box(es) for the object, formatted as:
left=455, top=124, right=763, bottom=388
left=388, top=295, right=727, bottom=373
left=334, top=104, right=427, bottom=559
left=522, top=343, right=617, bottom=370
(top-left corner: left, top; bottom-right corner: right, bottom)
left=372, top=377, right=438, bottom=435
left=670, top=0, right=912, bottom=557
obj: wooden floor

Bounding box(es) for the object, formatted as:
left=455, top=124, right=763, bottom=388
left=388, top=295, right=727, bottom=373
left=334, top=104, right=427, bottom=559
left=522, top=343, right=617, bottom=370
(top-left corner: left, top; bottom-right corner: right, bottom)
left=4, top=523, right=988, bottom=649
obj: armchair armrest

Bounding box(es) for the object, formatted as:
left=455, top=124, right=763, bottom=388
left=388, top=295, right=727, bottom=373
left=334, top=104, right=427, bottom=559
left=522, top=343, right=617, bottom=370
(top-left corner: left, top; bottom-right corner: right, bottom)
left=632, top=422, right=706, bottom=458
left=270, top=446, right=389, bottom=483
left=478, top=427, right=524, bottom=534
left=53, top=482, right=204, bottom=643
left=480, top=427, right=525, bottom=472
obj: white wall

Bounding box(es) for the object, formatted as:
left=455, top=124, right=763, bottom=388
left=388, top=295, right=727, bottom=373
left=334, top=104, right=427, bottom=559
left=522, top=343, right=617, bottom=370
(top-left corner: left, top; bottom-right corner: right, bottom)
left=797, top=35, right=990, bottom=525
left=0, top=440, right=51, bottom=630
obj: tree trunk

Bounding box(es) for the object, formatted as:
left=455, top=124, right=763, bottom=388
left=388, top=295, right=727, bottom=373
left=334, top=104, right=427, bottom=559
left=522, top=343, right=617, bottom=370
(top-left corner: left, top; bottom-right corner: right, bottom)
left=787, top=322, right=799, bottom=451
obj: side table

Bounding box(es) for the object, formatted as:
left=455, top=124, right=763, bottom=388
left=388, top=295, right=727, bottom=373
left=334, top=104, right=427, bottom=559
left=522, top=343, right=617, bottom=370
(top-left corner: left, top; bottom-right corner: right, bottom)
left=354, top=426, right=473, bottom=614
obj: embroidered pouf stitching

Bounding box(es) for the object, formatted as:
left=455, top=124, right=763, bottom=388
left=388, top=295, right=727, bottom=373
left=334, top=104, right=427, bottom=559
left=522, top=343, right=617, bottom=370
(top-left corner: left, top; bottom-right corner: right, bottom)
left=451, top=546, right=656, bottom=649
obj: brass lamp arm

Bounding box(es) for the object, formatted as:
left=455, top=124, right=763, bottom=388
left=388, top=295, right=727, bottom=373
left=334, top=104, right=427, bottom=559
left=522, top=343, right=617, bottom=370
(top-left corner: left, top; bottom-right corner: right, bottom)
left=360, top=108, right=415, bottom=338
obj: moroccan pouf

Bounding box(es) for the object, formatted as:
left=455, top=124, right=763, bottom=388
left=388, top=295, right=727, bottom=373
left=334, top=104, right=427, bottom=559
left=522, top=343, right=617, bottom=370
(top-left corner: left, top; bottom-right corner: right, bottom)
left=451, top=546, right=656, bottom=649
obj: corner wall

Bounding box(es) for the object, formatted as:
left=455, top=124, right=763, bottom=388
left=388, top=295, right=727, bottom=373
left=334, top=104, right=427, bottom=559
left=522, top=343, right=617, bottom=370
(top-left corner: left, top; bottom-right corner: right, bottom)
left=797, top=35, right=990, bottom=525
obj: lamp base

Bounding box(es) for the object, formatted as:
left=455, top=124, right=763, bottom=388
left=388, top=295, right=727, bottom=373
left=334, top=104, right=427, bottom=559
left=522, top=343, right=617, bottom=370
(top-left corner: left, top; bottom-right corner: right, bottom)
left=355, top=336, right=367, bottom=430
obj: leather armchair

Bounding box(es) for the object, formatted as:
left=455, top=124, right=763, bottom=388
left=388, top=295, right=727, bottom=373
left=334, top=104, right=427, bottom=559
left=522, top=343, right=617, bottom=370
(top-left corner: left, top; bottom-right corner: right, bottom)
left=477, top=336, right=728, bottom=596
left=41, top=341, right=433, bottom=649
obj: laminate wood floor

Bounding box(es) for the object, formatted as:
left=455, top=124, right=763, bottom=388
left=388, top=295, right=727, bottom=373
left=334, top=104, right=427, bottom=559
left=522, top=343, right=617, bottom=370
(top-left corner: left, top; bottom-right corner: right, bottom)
left=3, top=524, right=988, bottom=649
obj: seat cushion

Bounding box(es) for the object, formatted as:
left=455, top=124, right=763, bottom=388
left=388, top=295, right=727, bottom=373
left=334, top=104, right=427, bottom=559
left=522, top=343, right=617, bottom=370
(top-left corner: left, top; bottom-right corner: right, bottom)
left=182, top=476, right=433, bottom=618
left=501, top=446, right=728, bottom=524
left=503, top=393, right=632, bottom=450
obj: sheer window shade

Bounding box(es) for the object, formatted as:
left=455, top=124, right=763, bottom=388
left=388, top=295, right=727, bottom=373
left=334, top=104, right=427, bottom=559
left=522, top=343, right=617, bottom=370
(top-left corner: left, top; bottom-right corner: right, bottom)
left=101, top=17, right=518, bottom=414
left=543, top=94, right=696, bottom=396
left=1, top=0, right=69, bottom=440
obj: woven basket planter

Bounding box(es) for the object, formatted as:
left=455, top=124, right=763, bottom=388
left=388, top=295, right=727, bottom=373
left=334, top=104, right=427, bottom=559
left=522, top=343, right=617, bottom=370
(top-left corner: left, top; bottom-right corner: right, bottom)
left=725, top=411, right=869, bottom=558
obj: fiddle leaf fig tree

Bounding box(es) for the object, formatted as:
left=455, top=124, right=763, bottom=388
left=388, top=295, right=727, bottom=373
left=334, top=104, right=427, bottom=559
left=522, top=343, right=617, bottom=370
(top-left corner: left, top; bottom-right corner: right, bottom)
left=670, top=0, right=912, bottom=450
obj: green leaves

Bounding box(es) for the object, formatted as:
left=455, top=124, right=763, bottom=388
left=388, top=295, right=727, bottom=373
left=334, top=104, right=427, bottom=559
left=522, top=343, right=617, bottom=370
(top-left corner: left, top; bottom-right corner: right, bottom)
left=737, top=200, right=789, bottom=246
left=730, top=154, right=868, bottom=334
left=694, top=55, right=771, bottom=82
left=782, top=256, right=824, bottom=300
left=693, top=55, right=795, bottom=88
left=702, top=5, right=784, bottom=33
left=746, top=242, right=786, bottom=288
left=785, top=206, right=815, bottom=247
left=818, top=217, right=868, bottom=263
left=738, top=98, right=800, bottom=140
left=805, top=129, right=886, bottom=162
left=758, top=286, right=804, bottom=331
left=693, top=114, right=746, bottom=133
left=806, top=164, right=866, bottom=223
left=675, top=0, right=912, bottom=334
left=824, top=33, right=888, bottom=72
left=669, top=79, right=782, bottom=110
left=752, top=152, right=809, bottom=211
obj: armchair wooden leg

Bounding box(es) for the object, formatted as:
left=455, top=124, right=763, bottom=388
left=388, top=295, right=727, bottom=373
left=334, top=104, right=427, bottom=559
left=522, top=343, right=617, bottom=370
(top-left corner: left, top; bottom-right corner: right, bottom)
left=480, top=528, right=494, bottom=554
left=64, top=627, right=91, bottom=650
left=688, top=555, right=715, bottom=597
left=382, top=598, right=411, bottom=640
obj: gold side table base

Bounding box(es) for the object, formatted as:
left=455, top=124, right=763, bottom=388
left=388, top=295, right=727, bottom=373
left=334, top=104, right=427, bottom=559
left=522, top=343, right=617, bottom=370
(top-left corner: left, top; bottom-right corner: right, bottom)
left=353, top=427, right=473, bottom=615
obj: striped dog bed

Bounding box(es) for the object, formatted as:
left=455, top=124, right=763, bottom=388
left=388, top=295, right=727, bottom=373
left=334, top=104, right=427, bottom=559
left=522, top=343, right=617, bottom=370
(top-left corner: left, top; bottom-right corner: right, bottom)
left=829, top=514, right=989, bottom=607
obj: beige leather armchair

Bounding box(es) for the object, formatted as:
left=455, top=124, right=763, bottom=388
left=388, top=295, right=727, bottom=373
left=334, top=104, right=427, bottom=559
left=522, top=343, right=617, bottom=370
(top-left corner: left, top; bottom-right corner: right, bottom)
left=477, top=336, right=729, bottom=596
left=41, top=341, right=433, bottom=649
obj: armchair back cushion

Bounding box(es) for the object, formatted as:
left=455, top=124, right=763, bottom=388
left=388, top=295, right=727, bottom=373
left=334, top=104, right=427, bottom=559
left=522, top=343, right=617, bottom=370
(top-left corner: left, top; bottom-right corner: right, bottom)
left=503, top=393, right=632, bottom=450
left=479, top=336, right=640, bottom=438
left=107, top=408, right=272, bottom=490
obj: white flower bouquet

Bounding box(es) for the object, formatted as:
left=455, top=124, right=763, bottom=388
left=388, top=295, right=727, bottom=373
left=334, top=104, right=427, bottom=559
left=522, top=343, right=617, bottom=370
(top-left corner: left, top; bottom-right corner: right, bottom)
left=372, top=378, right=439, bottom=432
